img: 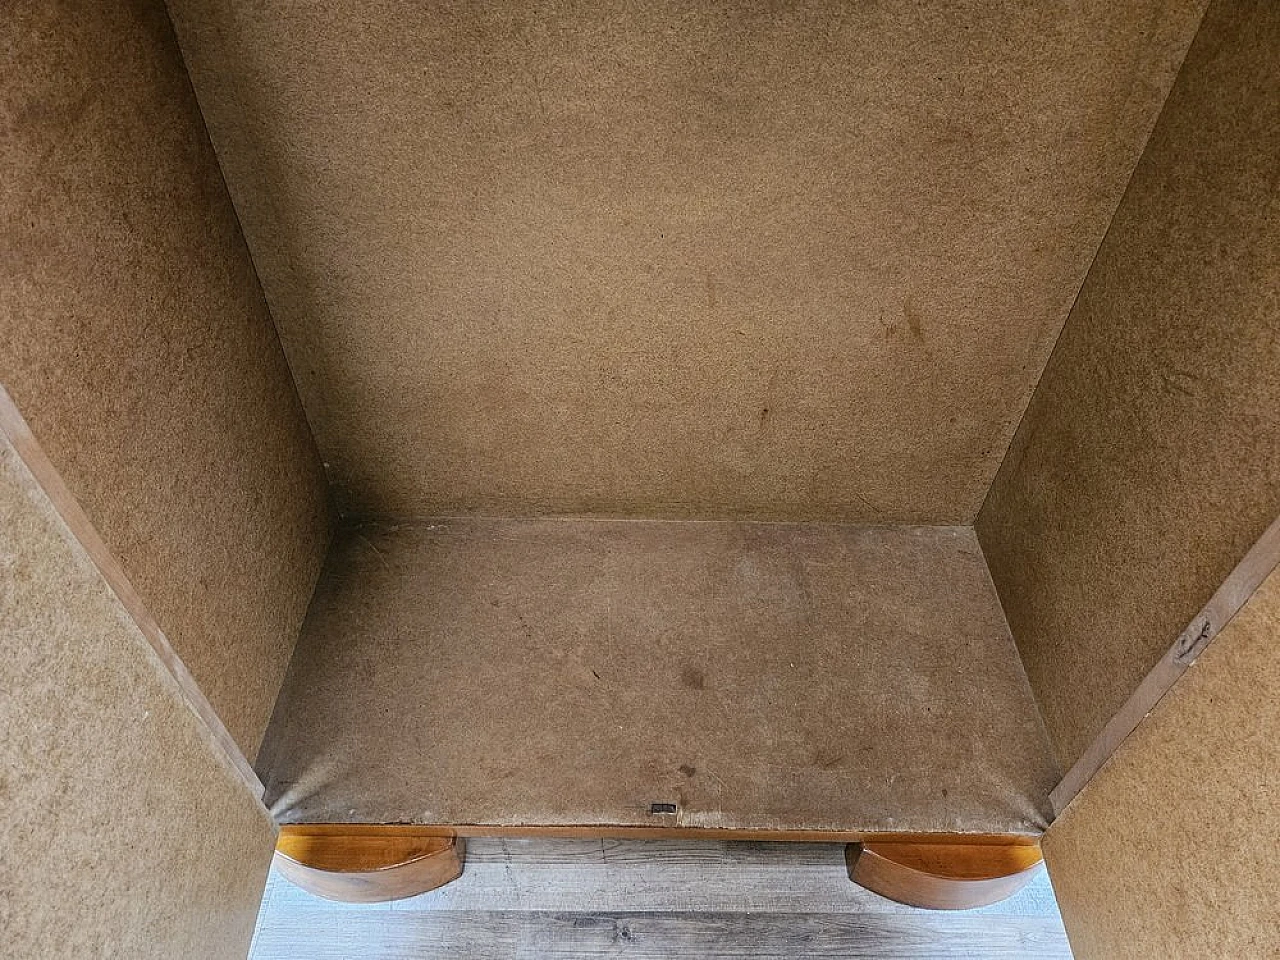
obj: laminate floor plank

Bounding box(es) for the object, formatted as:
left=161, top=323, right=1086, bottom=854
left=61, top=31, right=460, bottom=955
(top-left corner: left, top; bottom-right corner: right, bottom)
left=250, top=839, right=1072, bottom=958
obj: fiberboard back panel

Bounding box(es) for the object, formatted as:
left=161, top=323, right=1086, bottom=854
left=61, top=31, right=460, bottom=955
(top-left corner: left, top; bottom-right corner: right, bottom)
left=259, top=519, right=1058, bottom=834
left=0, top=0, right=332, bottom=759
left=166, top=0, right=1204, bottom=522
left=976, top=0, right=1280, bottom=772
left=0, top=425, right=276, bottom=960
left=1042, top=562, right=1280, bottom=958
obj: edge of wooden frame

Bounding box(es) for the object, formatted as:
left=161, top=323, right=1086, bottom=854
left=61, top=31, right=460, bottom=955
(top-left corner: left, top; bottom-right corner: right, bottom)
left=1051, top=513, right=1280, bottom=815
left=278, top=823, right=1041, bottom=845
left=0, top=383, right=265, bottom=802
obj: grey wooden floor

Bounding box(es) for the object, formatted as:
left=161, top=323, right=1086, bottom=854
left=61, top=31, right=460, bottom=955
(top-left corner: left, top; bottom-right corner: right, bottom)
left=249, top=839, right=1073, bottom=958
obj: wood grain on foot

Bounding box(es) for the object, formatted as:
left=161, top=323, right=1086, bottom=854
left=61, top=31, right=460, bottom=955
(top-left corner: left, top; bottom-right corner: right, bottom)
left=274, top=826, right=465, bottom=903
left=846, top=841, right=1043, bottom=910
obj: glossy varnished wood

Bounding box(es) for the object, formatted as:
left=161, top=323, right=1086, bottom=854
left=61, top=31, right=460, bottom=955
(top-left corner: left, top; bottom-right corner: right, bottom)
left=272, top=824, right=1041, bottom=907
left=846, top=841, right=1044, bottom=910
left=275, top=827, right=465, bottom=903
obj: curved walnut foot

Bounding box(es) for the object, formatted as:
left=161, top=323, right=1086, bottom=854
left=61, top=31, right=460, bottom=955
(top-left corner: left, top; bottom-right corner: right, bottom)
left=274, top=825, right=465, bottom=903
left=845, top=841, right=1042, bottom=910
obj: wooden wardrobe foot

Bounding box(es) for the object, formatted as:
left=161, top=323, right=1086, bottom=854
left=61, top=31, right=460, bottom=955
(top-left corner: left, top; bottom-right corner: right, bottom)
left=274, top=825, right=465, bottom=903
left=845, top=841, right=1042, bottom=910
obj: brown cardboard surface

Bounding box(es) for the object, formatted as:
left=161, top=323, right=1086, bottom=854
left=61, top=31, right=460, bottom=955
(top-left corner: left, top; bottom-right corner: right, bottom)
left=166, top=0, right=1204, bottom=522
left=0, top=432, right=277, bottom=959
left=0, top=385, right=263, bottom=795
left=975, top=0, right=1280, bottom=771
left=261, top=519, right=1058, bottom=835
left=1, top=0, right=332, bottom=759
left=1050, top=514, right=1280, bottom=814
left=1043, top=562, right=1280, bottom=959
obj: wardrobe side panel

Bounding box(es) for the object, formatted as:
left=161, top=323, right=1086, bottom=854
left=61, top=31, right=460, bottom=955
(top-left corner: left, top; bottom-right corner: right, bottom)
left=1043, top=564, right=1280, bottom=958
left=0, top=433, right=276, bottom=959
left=976, top=0, right=1280, bottom=770
left=1, top=0, right=332, bottom=759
